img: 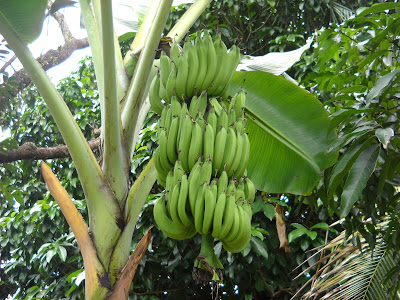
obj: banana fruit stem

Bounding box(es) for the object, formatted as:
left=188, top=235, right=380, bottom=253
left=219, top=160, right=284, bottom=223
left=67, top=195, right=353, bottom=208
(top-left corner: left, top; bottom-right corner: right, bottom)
left=195, top=234, right=223, bottom=283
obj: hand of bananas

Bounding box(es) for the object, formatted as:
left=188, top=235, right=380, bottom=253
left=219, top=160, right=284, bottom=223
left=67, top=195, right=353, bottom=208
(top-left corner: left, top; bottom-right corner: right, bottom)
left=151, top=32, right=256, bottom=283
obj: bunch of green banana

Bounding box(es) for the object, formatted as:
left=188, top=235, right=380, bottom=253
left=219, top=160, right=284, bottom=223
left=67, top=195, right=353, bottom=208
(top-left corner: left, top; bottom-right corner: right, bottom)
left=151, top=32, right=257, bottom=283
left=149, top=32, right=241, bottom=115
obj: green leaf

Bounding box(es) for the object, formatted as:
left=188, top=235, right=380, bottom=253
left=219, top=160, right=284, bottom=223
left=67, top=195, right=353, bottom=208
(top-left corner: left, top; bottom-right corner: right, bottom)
left=310, top=222, right=328, bottom=230
left=251, top=229, right=265, bottom=241
left=0, top=0, right=47, bottom=43
left=328, top=138, right=374, bottom=199
left=358, top=3, right=400, bottom=17
left=366, top=69, right=400, bottom=105
left=375, top=128, right=394, bottom=149
left=250, top=237, right=269, bottom=261
left=339, top=144, right=380, bottom=218
left=263, top=203, right=275, bottom=220
left=57, top=245, right=67, bottom=262
left=288, top=228, right=307, bottom=243
left=230, top=71, right=338, bottom=195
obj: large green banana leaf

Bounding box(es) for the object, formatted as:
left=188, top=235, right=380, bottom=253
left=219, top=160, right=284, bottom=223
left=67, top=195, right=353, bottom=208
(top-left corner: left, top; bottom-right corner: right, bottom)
left=230, top=71, right=337, bottom=195
left=0, top=0, right=47, bottom=43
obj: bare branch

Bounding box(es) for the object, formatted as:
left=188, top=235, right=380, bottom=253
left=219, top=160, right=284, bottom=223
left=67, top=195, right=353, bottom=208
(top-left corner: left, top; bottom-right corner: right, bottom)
left=0, top=137, right=100, bottom=164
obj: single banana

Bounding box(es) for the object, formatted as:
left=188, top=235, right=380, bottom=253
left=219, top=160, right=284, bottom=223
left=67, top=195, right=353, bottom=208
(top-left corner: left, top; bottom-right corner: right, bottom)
left=154, top=196, right=196, bottom=240
left=212, top=126, right=227, bottom=174
left=188, top=121, right=203, bottom=170
left=177, top=174, right=193, bottom=227
left=164, top=106, right=172, bottom=133
left=227, top=130, right=243, bottom=177
left=203, top=123, right=215, bottom=162
left=178, top=114, right=193, bottom=172
left=165, top=66, right=177, bottom=103
left=170, top=96, right=181, bottom=117
left=185, top=40, right=199, bottom=98
left=210, top=97, right=223, bottom=116
left=216, top=107, right=228, bottom=131
left=159, top=129, right=173, bottom=173
left=234, top=132, right=250, bottom=179
left=188, top=159, right=202, bottom=215
left=199, top=156, right=213, bottom=185
left=244, top=176, right=256, bottom=204
left=206, top=107, right=218, bottom=134
left=188, top=95, right=199, bottom=118
left=159, top=105, right=168, bottom=129
left=177, top=102, right=188, bottom=151
left=228, top=108, right=237, bottom=126
left=217, top=170, right=229, bottom=196
left=169, top=181, right=183, bottom=226
left=234, top=89, right=246, bottom=118
left=197, top=90, right=208, bottom=118
left=202, top=186, right=217, bottom=234
left=154, top=147, right=168, bottom=186
left=235, top=117, right=245, bottom=135
left=175, top=53, right=189, bottom=101
left=211, top=192, right=226, bottom=238
left=194, top=183, right=207, bottom=234
left=149, top=73, right=164, bottom=115
left=200, top=32, right=217, bottom=91
left=219, top=191, right=236, bottom=239
left=166, top=170, right=174, bottom=197
left=166, top=116, right=179, bottom=164
left=160, top=51, right=171, bottom=87
left=193, top=34, right=207, bottom=95
left=221, top=126, right=237, bottom=172
left=170, top=41, right=180, bottom=63
left=173, top=160, right=185, bottom=188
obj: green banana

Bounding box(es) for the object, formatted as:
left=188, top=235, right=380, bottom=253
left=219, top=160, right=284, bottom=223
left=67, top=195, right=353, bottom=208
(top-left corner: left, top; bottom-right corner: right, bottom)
left=165, top=66, right=177, bottom=103
left=170, top=41, right=180, bottom=63
left=234, top=132, right=250, bottom=179
left=210, top=97, right=223, bottom=116
left=197, top=90, right=208, bottom=117
left=216, top=107, right=228, bottom=131
left=226, top=178, right=236, bottom=196
left=222, top=205, right=251, bottom=253
left=234, top=89, right=246, bottom=118
left=159, top=105, right=168, bottom=129
left=177, top=102, right=188, bottom=151
left=178, top=114, right=193, bottom=172
left=202, top=186, right=217, bottom=234
left=175, top=53, right=189, bottom=101
left=217, top=170, right=229, bottom=196
left=221, top=126, right=237, bottom=172
left=188, top=95, right=199, bottom=118
left=228, top=108, right=237, bottom=126
left=211, top=192, right=226, bottom=238
left=188, top=159, right=202, bottom=215
left=173, top=160, right=185, bottom=188
left=188, top=121, right=203, bottom=170
left=164, top=106, right=172, bottom=133
left=160, top=51, right=171, bottom=87
left=203, top=123, right=215, bottom=162
left=213, top=45, right=241, bottom=95
left=169, top=181, right=183, bottom=225
left=208, top=38, right=228, bottom=95
left=194, top=34, right=207, bottom=95
left=149, top=73, right=164, bottom=115
left=177, top=174, right=192, bottom=227
left=200, top=156, right=213, bottom=185
left=154, top=147, right=168, bottom=186
left=154, top=196, right=195, bottom=240
left=170, top=96, right=181, bottom=117
left=185, top=40, right=199, bottom=98
left=194, top=183, right=207, bottom=234
left=222, top=204, right=241, bottom=242
left=200, top=32, right=217, bottom=91
left=244, top=176, right=256, bottom=204
left=166, top=116, right=179, bottom=164
left=206, top=107, right=218, bottom=134
left=159, top=129, right=173, bottom=173
left=235, top=117, right=245, bottom=135
left=212, top=126, right=227, bottom=174
left=219, top=191, right=236, bottom=240
left=227, top=130, right=243, bottom=177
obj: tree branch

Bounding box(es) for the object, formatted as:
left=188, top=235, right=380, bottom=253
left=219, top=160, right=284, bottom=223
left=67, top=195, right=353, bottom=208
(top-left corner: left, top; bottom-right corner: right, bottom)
left=0, top=37, right=89, bottom=105
left=0, top=137, right=100, bottom=164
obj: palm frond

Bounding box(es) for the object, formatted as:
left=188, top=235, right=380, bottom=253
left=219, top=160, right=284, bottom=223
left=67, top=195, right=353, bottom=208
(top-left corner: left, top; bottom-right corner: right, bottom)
left=329, top=1, right=355, bottom=24
left=292, top=219, right=400, bottom=300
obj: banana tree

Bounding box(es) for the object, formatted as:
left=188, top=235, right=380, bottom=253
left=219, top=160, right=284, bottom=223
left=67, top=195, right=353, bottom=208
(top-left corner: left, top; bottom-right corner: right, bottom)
left=0, top=0, right=337, bottom=298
